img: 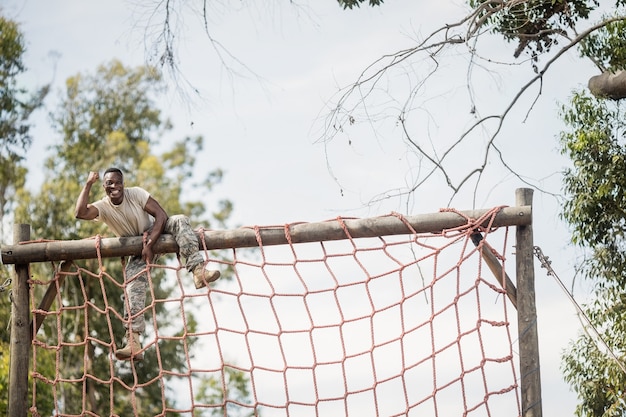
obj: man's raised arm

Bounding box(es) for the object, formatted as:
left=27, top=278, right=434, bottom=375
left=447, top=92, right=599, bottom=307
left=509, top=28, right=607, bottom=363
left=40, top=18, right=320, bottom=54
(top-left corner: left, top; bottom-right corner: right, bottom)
left=75, top=171, right=100, bottom=220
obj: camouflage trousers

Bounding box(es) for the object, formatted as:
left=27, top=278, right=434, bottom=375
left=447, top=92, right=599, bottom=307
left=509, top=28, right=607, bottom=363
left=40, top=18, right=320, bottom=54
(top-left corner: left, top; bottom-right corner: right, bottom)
left=124, top=214, right=205, bottom=333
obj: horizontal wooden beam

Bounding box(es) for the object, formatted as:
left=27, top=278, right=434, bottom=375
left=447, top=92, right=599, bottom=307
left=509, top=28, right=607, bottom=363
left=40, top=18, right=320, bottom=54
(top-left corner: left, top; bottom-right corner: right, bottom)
left=1, top=206, right=531, bottom=264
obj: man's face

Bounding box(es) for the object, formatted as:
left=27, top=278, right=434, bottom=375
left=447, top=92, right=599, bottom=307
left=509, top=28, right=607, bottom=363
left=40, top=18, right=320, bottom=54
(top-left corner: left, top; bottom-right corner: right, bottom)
left=103, top=172, right=124, bottom=205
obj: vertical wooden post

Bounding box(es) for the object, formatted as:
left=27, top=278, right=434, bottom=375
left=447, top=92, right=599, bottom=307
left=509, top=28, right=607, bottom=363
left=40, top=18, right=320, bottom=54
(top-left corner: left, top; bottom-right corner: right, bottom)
left=9, top=224, right=31, bottom=417
left=515, top=189, right=543, bottom=417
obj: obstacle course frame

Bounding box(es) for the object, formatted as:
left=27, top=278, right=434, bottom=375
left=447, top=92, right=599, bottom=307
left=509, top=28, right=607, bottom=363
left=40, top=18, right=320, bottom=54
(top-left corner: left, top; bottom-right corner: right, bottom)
left=3, top=188, right=541, bottom=417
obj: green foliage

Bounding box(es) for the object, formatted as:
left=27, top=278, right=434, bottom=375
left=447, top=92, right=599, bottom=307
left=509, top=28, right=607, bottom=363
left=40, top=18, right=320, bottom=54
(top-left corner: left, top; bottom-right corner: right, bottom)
left=337, top=0, right=384, bottom=9
left=50, top=60, right=163, bottom=179
left=560, top=91, right=626, bottom=249
left=559, top=90, right=626, bottom=416
left=580, top=18, right=626, bottom=71
left=563, top=332, right=626, bottom=417
left=194, top=366, right=261, bottom=417
left=0, top=308, right=8, bottom=416
left=468, top=0, right=599, bottom=62
left=0, top=14, right=48, bottom=230
left=0, top=15, right=48, bottom=161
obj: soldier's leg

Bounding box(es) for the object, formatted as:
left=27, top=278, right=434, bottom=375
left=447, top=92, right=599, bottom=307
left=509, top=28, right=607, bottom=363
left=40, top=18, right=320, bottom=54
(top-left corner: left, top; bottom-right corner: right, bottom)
left=165, top=214, right=204, bottom=272
left=124, top=255, right=147, bottom=333
left=165, top=214, right=220, bottom=288
left=116, top=255, right=147, bottom=360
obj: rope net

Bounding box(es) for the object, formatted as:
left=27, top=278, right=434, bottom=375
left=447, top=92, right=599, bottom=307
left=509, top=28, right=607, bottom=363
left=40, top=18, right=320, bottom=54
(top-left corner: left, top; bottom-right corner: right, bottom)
left=28, top=210, right=521, bottom=416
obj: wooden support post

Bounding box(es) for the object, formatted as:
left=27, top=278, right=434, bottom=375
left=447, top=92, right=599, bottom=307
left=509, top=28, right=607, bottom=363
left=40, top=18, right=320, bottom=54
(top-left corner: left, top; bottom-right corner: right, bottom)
left=471, top=232, right=517, bottom=308
left=31, top=260, right=73, bottom=339
left=515, top=189, right=543, bottom=417
left=8, top=224, right=31, bottom=417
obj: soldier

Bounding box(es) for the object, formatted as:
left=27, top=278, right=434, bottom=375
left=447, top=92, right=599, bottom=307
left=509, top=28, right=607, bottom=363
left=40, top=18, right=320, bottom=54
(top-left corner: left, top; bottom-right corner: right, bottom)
left=75, top=167, right=220, bottom=360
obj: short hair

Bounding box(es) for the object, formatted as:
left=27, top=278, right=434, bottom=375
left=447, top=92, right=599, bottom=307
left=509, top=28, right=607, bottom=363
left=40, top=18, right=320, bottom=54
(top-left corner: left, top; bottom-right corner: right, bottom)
left=103, top=167, right=124, bottom=179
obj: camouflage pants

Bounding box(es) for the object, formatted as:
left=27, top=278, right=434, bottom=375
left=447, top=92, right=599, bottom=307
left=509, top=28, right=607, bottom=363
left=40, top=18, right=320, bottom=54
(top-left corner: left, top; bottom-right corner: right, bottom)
left=124, top=214, right=206, bottom=333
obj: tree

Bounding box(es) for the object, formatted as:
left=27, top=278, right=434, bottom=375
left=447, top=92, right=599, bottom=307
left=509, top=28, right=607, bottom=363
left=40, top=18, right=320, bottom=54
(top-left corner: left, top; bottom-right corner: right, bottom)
left=584, top=17, right=626, bottom=98
left=558, top=90, right=626, bottom=416
left=468, top=0, right=626, bottom=98
left=13, top=59, right=233, bottom=416
left=0, top=13, right=49, bottom=415
left=0, top=14, right=48, bottom=236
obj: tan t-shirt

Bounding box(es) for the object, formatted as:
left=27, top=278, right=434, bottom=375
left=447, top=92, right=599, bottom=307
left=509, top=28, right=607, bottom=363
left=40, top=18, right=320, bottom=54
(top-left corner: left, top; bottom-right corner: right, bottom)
left=91, top=187, right=153, bottom=237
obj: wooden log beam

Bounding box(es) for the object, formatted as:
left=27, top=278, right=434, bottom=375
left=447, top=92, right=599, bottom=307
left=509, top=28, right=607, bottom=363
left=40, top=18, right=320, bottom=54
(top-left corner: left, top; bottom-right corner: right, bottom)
left=588, top=70, right=626, bottom=100
left=1, top=206, right=531, bottom=265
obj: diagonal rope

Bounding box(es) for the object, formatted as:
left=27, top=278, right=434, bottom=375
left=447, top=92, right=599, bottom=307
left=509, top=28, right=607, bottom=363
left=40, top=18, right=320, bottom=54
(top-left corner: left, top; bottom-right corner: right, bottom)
left=533, top=246, right=626, bottom=375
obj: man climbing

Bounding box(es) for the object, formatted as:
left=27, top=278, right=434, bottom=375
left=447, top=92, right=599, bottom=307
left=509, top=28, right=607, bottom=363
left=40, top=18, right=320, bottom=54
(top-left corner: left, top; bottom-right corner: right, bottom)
left=75, top=167, right=220, bottom=361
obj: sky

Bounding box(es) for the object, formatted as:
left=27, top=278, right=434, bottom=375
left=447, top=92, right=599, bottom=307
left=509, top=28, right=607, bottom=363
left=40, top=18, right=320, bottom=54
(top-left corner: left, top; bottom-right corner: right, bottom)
left=3, top=0, right=608, bottom=415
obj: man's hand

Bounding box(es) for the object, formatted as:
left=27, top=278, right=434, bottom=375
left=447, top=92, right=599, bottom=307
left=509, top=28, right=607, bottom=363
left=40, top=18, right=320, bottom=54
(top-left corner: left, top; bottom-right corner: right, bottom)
left=75, top=171, right=101, bottom=220
left=142, top=197, right=168, bottom=264
left=87, top=171, right=100, bottom=185
left=142, top=245, right=154, bottom=264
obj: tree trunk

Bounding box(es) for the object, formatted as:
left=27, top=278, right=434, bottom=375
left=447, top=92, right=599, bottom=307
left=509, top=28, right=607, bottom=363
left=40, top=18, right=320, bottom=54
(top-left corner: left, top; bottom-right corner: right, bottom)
left=588, top=70, right=626, bottom=100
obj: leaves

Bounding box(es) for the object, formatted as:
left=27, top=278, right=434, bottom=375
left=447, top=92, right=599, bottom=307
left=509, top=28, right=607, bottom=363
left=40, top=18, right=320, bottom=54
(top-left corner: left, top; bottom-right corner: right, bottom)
left=469, top=0, right=599, bottom=63
left=337, top=0, right=384, bottom=9
left=194, top=366, right=261, bottom=417
left=0, top=15, right=48, bottom=230
left=560, top=91, right=626, bottom=247
left=559, top=90, right=626, bottom=416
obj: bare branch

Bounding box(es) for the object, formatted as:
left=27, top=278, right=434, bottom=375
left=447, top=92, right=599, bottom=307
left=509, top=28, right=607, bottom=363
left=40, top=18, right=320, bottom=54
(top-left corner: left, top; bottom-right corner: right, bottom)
left=320, top=8, right=626, bottom=206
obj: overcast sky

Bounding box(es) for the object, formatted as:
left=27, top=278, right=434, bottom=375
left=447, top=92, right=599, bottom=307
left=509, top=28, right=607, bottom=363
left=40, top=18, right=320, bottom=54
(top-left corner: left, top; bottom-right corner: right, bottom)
left=4, top=0, right=606, bottom=414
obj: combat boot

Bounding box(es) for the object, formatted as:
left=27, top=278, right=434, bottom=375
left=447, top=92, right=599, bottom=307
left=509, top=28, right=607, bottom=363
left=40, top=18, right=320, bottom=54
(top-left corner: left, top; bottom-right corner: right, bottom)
left=115, top=331, right=143, bottom=361
left=193, top=268, right=221, bottom=289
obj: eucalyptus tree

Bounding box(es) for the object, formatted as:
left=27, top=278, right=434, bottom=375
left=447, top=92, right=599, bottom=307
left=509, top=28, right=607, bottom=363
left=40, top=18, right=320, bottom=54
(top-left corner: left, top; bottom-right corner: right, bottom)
left=0, top=14, right=48, bottom=238
left=0, top=13, right=49, bottom=415
left=559, top=91, right=626, bottom=416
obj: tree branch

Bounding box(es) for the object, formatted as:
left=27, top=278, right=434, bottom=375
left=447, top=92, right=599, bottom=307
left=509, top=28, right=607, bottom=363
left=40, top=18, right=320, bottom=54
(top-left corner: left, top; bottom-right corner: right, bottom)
left=320, top=10, right=626, bottom=206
